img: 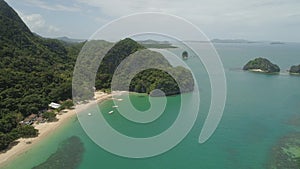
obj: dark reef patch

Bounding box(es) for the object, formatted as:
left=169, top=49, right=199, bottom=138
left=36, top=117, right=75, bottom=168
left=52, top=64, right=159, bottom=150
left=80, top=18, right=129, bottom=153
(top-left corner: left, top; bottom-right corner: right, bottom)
left=32, top=136, right=84, bottom=169
left=268, top=133, right=300, bottom=169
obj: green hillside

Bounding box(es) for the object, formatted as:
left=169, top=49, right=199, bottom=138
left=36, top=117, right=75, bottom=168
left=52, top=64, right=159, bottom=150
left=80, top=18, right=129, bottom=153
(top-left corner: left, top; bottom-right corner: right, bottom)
left=96, top=38, right=194, bottom=96
left=0, top=0, right=194, bottom=150
left=0, top=0, right=82, bottom=150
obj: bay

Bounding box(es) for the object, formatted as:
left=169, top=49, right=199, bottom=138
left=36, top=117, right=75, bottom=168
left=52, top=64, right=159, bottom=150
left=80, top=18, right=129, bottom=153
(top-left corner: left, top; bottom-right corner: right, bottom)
left=4, top=42, right=300, bottom=169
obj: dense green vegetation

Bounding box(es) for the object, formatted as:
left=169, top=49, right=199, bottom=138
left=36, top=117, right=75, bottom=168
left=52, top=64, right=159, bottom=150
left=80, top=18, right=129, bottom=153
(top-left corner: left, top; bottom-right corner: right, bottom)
left=289, top=64, right=300, bottom=74
left=72, top=40, right=113, bottom=101
left=0, top=113, right=38, bottom=150
left=0, top=0, right=194, bottom=150
left=243, top=57, right=280, bottom=73
left=129, top=67, right=194, bottom=96
left=95, top=38, right=145, bottom=89
left=97, top=38, right=194, bottom=96
left=42, top=112, right=57, bottom=122
left=0, top=0, right=82, bottom=150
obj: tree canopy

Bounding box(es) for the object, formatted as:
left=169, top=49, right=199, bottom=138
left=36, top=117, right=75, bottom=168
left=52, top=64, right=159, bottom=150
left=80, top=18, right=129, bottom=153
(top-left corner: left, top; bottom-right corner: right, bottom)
left=0, top=0, right=195, bottom=150
left=0, top=0, right=82, bottom=150
left=289, top=64, right=300, bottom=74
left=243, top=57, right=280, bottom=73
left=96, top=38, right=194, bottom=96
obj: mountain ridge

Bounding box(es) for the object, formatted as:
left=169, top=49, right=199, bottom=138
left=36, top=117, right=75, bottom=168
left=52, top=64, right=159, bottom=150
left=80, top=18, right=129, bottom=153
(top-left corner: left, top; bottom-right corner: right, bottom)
left=0, top=0, right=81, bottom=150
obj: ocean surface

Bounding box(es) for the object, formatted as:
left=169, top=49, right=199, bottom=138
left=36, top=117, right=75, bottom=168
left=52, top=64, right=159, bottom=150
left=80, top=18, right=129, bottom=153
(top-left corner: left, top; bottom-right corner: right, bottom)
left=4, top=42, right=300, bottom=169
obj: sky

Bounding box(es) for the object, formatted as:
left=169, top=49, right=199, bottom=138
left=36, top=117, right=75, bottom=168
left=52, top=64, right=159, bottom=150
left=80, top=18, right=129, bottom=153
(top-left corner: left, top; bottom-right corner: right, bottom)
left=4, top=0, right=300, bottom=42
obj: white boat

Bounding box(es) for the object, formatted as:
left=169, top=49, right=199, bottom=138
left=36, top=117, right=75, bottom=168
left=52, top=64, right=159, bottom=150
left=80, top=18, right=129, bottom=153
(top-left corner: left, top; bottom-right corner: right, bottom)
left=112, top=105, right=118, bottom=108
left=88, top=113, right=92, bottom=116
left=108, top=110, right=114, bottom=114
left=117, top=98, right=123, bottom=101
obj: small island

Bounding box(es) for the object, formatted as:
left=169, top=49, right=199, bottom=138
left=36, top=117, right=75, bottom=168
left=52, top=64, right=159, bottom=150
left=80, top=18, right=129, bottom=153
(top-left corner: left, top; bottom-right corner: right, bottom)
left=289, top=64, right=300, bottom=75
left=270, top=41, right=285, bottom=45
left=182, top=51, right=188, bottom=60
left=243, top=57, right=280, bottom=73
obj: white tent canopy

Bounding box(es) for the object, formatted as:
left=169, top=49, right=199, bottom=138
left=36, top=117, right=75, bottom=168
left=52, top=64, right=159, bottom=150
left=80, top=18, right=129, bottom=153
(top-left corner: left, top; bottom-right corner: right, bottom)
left=49, top=102, right=61, bottom=109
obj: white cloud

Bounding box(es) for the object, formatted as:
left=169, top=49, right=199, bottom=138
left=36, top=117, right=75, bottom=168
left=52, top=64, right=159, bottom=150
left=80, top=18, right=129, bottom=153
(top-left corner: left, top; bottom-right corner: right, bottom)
left=21, top=13, right=45, bottom=29
left=48, top=25, right=60, bottom=33
left=25, top=0, right=81, bottom=12
left=19, top=12, right=61, bottom=35
left=8, top=0, right=300, bottom=41
left=75, top=0, right=300, bottom=41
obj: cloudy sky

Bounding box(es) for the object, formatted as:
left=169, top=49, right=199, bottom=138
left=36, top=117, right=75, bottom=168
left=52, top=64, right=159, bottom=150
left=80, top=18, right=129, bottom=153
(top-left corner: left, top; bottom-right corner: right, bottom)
left=5, top=0, right=300, bottom=42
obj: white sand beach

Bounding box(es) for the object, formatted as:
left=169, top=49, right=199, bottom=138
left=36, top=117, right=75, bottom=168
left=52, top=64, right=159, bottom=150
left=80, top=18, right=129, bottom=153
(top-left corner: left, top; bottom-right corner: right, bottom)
left=0, top=91, right=125, bottom=167
left=248, top=69, right=267, bottom=73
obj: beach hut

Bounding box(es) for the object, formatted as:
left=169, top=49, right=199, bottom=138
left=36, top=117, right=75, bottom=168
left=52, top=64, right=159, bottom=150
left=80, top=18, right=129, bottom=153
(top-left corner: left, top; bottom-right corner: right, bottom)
left=49, top=102, right=61, bottom=109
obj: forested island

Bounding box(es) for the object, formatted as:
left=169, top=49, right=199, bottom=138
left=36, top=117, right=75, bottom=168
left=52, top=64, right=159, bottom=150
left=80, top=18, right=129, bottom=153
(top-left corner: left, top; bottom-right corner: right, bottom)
left=95, top=38, right=194, bottom=97
left=0, top=0, right=194, bottom=150
left=289, top=64, right=300, bottom=74
left=243, top=57, right=280, bottom=73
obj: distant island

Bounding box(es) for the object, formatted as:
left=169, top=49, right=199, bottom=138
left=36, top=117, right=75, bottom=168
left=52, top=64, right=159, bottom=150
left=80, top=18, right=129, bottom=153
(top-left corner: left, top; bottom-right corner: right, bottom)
left=289, top=64, right=300, bottom=74
left=243, top=57, right=280, bottom=73
left=138, top=39, right=177, bottom=49
left=211, top=39, right=258, bottom=44
left=270, top=42, right=285, bottom=45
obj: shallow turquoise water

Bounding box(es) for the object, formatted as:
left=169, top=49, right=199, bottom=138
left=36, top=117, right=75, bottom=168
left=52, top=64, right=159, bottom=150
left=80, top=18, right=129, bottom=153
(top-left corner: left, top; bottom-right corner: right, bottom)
left=4, top=42, right=300, bottom=169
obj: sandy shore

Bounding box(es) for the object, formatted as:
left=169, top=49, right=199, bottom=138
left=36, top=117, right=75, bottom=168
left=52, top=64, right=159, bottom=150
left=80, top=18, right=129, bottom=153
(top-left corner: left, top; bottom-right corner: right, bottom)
left=0, top=91, right=125, bottom=167
left=248, top=69, right=267, bottom=73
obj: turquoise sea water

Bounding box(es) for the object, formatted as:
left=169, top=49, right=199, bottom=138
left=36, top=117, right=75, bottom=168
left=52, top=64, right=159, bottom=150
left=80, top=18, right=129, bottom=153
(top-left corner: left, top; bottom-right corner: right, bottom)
left=3, top=42, right=300, bottom=169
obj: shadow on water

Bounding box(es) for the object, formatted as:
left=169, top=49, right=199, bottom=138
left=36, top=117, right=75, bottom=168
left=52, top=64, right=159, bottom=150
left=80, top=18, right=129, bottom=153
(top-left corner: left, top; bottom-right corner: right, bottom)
left=32, top=136, right=84, bottom=169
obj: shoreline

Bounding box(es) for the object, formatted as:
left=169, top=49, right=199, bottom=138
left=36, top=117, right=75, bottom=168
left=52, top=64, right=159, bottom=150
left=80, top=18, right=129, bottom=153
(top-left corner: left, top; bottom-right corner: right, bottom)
left=0, top=91, right=125, bottom=167
left=247, top=69, right=280, bottom=74
left=248, top=69, right=267, bottom=73
left=289, top=72, right=300, bottom=75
